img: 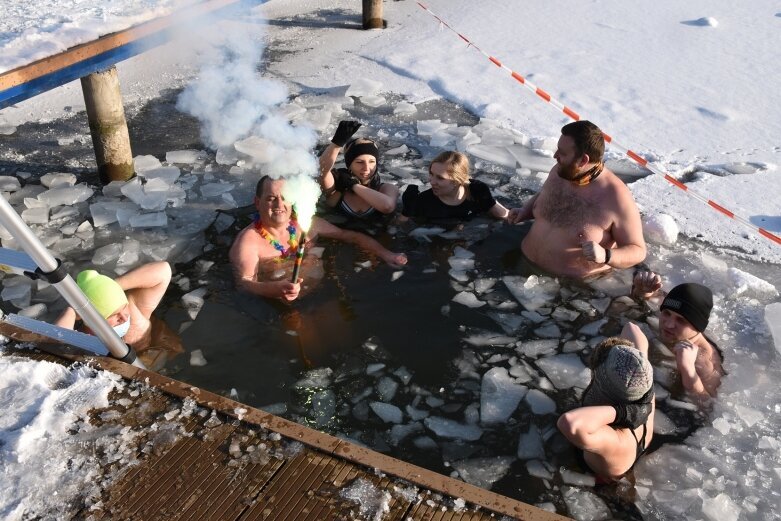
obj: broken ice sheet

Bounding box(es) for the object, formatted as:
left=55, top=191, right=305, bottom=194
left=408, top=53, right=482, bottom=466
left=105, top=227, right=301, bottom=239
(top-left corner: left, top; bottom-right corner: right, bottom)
left=345, top=78, right=383, bottom=97
left=503, top=275, right=559, bottom=311
left=452, top=291, right=485, bottom=308
left=535, top=354, right=590, bottom=390
left=452, top=457, right=514, bottom=489
left=480, top=367, right=527, bottom=423
left=424, top=417, right=482, bottom=441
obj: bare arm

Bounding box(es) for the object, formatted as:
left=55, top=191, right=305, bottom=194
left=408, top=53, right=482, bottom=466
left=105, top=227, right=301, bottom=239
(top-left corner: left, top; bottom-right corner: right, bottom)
left=54, top=307, right=77, bottom=329
left=606, top=184, right=647, bottom=268
left=557, top=405, right=621, bottom=452
left=352, top=183, right=399, bottom=214
left=488, top=201, right=510, bottom=220
left=507, top=193, right=539, bottom=224
left=116, top=261, right=171, bottom=319
left=675, top=340, right=708, bottom=396
left=319, top=143, right=340, bottom=191
left=312, top=217, right=407, bottom=268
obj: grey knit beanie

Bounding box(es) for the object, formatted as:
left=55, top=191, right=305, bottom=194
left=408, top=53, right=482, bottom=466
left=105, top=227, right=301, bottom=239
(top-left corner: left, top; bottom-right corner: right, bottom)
left=582, top=338, right=653, bottom=406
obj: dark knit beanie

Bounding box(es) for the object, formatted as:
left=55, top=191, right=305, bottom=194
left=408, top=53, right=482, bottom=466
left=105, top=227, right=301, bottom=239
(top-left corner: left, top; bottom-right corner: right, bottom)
left=660, top=283, right=713, bottom=332
left=344, top=140, right=379, bottom=167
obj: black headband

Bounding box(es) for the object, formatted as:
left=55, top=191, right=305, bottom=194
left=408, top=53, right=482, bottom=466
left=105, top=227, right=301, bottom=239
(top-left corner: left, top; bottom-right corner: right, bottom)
left=344, top=142, right=379, bottom=167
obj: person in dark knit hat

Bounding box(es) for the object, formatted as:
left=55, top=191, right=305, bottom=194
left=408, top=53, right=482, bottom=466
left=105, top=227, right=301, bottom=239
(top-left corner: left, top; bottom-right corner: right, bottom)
left=557, top=322, right=655, bottom=481
left=318, top=120, right=398, bottom=220
left=632, top=271, right=724, bottom=398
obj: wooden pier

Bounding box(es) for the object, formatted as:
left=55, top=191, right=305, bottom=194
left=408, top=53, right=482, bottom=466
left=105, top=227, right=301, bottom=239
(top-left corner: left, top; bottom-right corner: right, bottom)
left=12, top=349, right=568, bottom=521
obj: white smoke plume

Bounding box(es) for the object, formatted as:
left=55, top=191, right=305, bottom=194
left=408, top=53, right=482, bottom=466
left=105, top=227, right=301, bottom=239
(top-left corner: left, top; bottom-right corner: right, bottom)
left=282, top=174, right=320, bottom=232
left=176, top=11, right=320, bottom=188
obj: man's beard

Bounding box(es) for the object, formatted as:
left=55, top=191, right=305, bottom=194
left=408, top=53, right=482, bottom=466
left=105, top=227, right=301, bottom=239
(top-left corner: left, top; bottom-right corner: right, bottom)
left=557, top=160, right=579, bottom=180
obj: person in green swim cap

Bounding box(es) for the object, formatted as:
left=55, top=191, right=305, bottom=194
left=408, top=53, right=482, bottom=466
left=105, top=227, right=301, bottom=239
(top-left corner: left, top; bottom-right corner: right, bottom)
left=55, top=261, right=172, bottom=351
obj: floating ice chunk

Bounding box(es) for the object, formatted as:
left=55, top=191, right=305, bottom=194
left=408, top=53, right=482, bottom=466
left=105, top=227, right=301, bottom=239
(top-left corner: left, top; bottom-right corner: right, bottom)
left=466, top=144, right=518, bottom=168
left=429, top=129, right=455, bottom=147
left=1, top=277, right=33, bottom=307
left=393, top=102, right=417, bottom=115
left=424, top=417, right=482, bottom=441
left=215, top=145, right=240, bottom=165
left=509, top=362, right=534, bottom=383
left=376, top=377, right=399, bottom=402
left=764, top=302, right=781, bottom=356
left=296, top=367, right=332, bottom=389
left=480, top=128, right=516, bottom=147
left=0, top=176, right=22, bottom=191
left=417, top=119, right=447, bottom=136
left=534, top=323, right=561, bottom=339
left=463, top=332, right=516, bottom=347
left=52, top=237, right=81, bottom=254
left=526, top=460, right=554, bottom=480
left=448, top=257, right=475, bottom=271
left=391, top=271, right=404, bottom=282
left=488, top=312, right=524, bottom=334
left=590, top=297, right=611, bottom=314
left=134, top=154, right=162, bottom=172
left=200, top=182, right=235, bottom=198
left=19, top=303, right=47, bottom=319
left=561, top=469, right=596, bottom=487
left=702, top=493, right=741, bottom=521
left=551, top=307, right=580, bottom=322
left=643, top=213, right=679, bottom=245
left=370, top=402, right=403, bottom=423
left=393, top=366, right=413, bottom=385
left=409, top=226, right=445, bottom=242
left=406, top=405, right=429, bottom=421
left=517, top=425, right=545, bottom=460
left=360, top=95, right=385, bottom=108
left=166, top=150, right=204, bottom=164
left=579, top=318, right=608, bottom=336
left=503, top=275, right=559, bottom=311
left=385, top=144, right=408, bottom=156
left=529, top=136, right=558, bottom=153
left=587, top=271, right=630, bottom=297
left=189, top=349, right=208, bottom=366
left=652, top=409, right=677, bottom=435
left=345, top=78, right=383, bottom=97
left=734, top=404, right=764, bottom=427
left=562, top=339, right=587, bottom=353
left=452, top=457, right=514, bottom=489
left=562, top=486, right=611, bottom=521
left=366, top=363, right=385, bottom=375
left=116, top=240, right=141, bottom=270
left=481, top=367, right=527, bottom=424
left=389, top=422, right=423, bottom=445
left=129, top=212, right=167, bottom=228
left=89, top=201, right=122, bottom=227
left=21, top=206, right=49, bottom=224
left=140, top=166, right=180, bottom=186
left=311, top=390, right=336, bottom=427
left=182, top=287, right=207, bottom=320
left=449, top=270, right=469, bottom=282
left=40, top=172, right=77, bottom=188
left=727, top=267, right=777, bottom=298
left=525, top=389, right=556, bottom=415
left=536, top=354, right=591, bottom=390
left=121, top=178, right=167, bottom=211
left=452, top=292, right=485, bottom=308
left=91, top=243, right=122, bottom=265
left=37, top=184, right=93, bottom=206
left=234, top=136, right=283, bottom=163
left=116, top=207, right=140, bottom=227
left=700, top=251, right=728, bottom=275
left=517, top=339, right=558, bottom=359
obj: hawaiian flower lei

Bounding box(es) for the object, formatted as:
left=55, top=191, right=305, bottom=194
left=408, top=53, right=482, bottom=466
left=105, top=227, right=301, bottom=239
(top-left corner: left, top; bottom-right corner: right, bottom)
left=255, top=218, right=299, bottom=259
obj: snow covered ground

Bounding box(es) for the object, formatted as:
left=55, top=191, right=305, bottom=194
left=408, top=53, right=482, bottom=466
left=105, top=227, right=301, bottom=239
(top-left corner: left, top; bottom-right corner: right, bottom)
left=1, top=0, right=780, bottom=520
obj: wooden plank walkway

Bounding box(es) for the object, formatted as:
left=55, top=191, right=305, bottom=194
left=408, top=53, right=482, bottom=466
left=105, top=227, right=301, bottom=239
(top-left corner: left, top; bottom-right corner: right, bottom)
left=11, top=349, right=569, bottom=521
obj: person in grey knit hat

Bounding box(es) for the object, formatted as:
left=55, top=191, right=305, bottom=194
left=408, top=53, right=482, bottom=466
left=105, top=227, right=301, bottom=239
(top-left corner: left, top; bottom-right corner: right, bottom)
left=558, top=322, right=655, bottom=481
left=632, top=271, right=724, bottom=398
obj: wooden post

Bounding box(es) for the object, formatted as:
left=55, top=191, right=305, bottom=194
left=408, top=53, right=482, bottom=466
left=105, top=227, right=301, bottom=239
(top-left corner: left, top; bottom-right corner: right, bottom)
left=80, top=67, right=134, bottom=184
left=362, top=0, right=384, bottom=30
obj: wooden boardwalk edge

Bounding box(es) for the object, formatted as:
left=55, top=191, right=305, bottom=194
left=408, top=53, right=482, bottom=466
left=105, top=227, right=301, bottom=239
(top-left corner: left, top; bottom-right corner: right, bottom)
left=86, top=355, right=569, bottom=521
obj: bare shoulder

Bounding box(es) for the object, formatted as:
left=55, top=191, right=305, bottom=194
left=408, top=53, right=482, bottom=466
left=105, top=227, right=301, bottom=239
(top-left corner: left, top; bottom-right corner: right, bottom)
left=230, top=224, right=260, bottom=262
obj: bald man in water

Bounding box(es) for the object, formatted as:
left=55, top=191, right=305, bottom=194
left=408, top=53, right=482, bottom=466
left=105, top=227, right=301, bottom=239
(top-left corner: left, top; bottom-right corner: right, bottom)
left=230, top=176, right=407, bottom=301
left=508, top=121, right=646, bottom=278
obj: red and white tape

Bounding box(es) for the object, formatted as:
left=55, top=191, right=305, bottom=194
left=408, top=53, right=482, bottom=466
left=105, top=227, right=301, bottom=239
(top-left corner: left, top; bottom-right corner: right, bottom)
left=417, top=2, right=781, bottom=247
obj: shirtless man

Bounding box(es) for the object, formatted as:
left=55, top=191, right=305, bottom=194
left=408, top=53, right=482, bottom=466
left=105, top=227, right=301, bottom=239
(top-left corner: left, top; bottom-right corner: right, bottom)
left=558, top=322, right=654, bottom=481
left=55, top=261, right=172, bottom=351
left=507, top=121, right=646, bottom=278
left=633, top=271, right=723, bottom=398
left=230, top=176, right=407, bottom=301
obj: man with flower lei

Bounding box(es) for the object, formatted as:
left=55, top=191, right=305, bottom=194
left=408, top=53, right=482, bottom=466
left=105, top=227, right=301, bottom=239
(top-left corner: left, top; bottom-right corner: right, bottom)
left=230, top=176, right=407, bottom=301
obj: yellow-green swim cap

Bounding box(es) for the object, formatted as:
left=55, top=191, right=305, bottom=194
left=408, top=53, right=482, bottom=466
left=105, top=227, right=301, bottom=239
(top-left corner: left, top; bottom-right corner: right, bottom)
left=76, top=270, right=128, bottom=318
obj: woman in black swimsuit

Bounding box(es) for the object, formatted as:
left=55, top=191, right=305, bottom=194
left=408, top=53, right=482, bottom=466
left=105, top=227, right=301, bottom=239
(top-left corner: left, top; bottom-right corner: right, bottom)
left=401, top=150, right=509, bottom=221
left=557, top=323, right=655, bottom=482
left=319, top=120, right=399, bottom=220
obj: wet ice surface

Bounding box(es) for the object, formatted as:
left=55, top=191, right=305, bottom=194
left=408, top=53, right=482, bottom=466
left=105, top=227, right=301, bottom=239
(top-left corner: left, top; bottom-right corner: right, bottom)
left=1, top=83, right=780, bottom=520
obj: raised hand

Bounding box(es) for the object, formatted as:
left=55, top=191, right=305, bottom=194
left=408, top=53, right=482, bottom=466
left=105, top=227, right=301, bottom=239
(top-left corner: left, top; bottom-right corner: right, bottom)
left=632, top=270, right=662, bottom=299
left=333, top=169, right=359, bottom=192
left=331, top=120, right=362, bottom=147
